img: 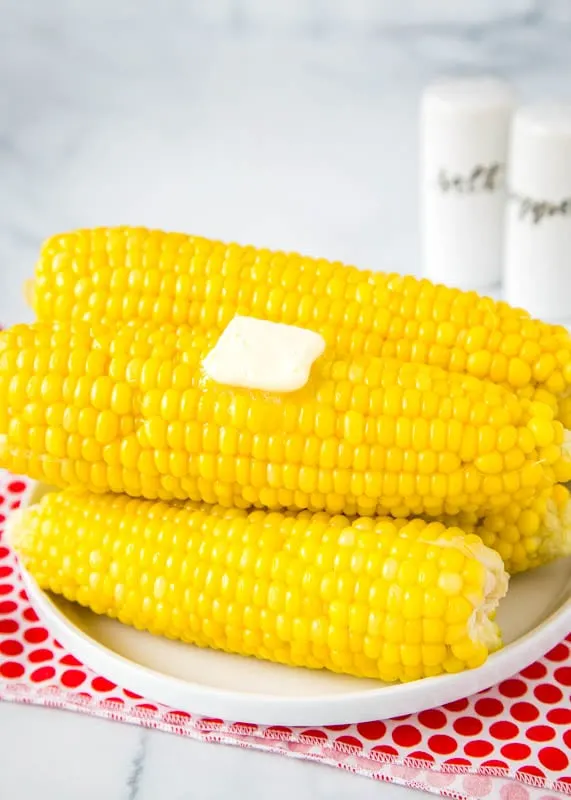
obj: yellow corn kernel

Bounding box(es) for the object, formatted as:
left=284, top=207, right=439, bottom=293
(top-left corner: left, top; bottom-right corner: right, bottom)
left=0, top=320, right=555, bottom=518
left=31, top=228, right=571, bottom=407
left=10, top=489, right=507, bottom=682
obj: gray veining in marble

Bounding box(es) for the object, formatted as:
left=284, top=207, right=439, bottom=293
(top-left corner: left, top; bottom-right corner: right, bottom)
left=126, top=731, right=149, bottom=800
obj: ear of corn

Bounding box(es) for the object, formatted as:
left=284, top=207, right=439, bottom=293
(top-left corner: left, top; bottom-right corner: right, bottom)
left=8, top=488, right=508, bottom=682
left=437, top=483, right=571, bottom=575
left=32, top=227, right=571, bottom=402
left=0, top=320, right=566, bottom=518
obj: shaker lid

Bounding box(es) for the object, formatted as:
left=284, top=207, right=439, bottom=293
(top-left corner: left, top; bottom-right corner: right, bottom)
left=421, top=76, right=515, bottom=166
left=513, top=102, right=571, bottom=138
left=422, top=76, right=515, bottom=115
left=510, top=102, right=571, bottom=195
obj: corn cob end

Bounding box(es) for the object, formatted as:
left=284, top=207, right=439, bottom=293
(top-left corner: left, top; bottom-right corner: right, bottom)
left=538, top=484, right=571, bottom=564
left=464, top=538, right=507, bottom=652
left=3, top=507, right=24, bottom=550
left=23, top=278, right=35, bottom=309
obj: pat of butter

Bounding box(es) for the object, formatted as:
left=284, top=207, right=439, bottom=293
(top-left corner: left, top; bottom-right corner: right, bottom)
left=202, top=316, right=326, bottom=392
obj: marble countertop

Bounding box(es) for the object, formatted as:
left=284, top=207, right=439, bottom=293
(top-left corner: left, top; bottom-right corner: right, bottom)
left=2, top=2, right=571, bottom=797
left=1, top=702, right=423, bottom=800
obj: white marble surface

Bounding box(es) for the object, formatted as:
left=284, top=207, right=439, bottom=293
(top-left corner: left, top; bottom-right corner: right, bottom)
left=0, top=702, right=418, bottom=799
left=1, top=2, right=571, bottom=798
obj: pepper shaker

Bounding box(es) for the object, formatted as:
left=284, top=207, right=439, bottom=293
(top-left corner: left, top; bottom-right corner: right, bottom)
left=504, top=103, right=571, bottom=322
left=420, top=76, right=515, bottom=290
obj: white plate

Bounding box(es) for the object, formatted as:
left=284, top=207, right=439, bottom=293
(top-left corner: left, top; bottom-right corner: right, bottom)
left=19, top=483, right=571, bottom=726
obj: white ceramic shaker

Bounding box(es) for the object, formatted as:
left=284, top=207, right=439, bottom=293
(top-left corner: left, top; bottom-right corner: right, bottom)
left=504, top=103, right=571, bottom=322
left=420, top=76, right=515, bottom=291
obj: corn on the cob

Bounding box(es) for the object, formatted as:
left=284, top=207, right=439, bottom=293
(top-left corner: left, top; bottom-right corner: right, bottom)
left=0, top=320, right=566, bottom=517
left=8, top=488, right=508, bottom=682
left=438, top=484, right=571, bottom=575
left=30, top=227, right=571, bottom=400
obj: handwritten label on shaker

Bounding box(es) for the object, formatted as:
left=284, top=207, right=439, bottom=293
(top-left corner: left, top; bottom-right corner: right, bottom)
left=509, top=192, right=571, bottom=225
left=437, top=162, right=504, bottom=194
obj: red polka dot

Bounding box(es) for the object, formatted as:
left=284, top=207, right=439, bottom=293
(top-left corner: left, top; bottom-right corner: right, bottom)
left=464, top=740, right=493, bottom=757
left=538, top=746, right=569, bottom=771
left=490, top=721, right=519, bottom=740
left=474, top=698, right=504, bottom=717
left=0, top=639, right=23, bottom=656
left=24, top=628, right=48, bottom=644
left=0, top=661, right=24, bottom=679
left=105, top=697, right=124, bottom=705
left=356, top=721, right=386, bottom=740
left=510, top=701, right=539, bottom=723
left=545, top=643, right=570, bottom=662
left=408, top=751, right=434, bottom=763
left=418, top=709, right=446, bottom=729
left=428, top=735, right=457, bottom=755
left=371, top=745, right=398, bottom=757
left=136, top=703, right=158, bottom=712
left=335, top=736, right=363, bottom=750
left=517, top=765, right=545, bottom=780
left=0, top=515, right=5, bottom=524
left=30, top=666, right=56, bottom=682
left=91, top=677, right=117, bottom=692
left=324, top=724, right=350, bottom=731
left=29, top=650, right=53, bottom=664
left=526, top=725, right=555, bottom=742
left=480, top=760, right=507, bottom=770
left=563, top=730, right=571, bottom=748
left=8, top=481, right=26, bottom=494
left=23, top=608, right=39, bottom=622
left=0, top=547, right=8, bottom=559
left=391, top=714, right=411, bottom=721
left=534, top=684, right=563, bottom=704
left=444, top=698, right=469, bottom=711
left=501, top=743, right=531, bottom=760
left=392, top=725, right=421, bottom=748
left=123, top=689, right=143, bottom=699
left=0, top=600, right=16, bottom=614
left=521, top=662, right=547, bottom=680
left=60, top=654, right=82, bottom=667
left=453, top=716, right=483, bottom=736
left=61, top=669, right=86, bottom=688
left=548, top=708, right=571, bottom=725
left=0, top=619, right=18, bottom=634
left=300, top=729, right=328, bottom=741
left=10, top=501, right=20, bottom=510
left=498, top=679, right=527, bottom=698
left=554, top=667, right=571, bottom=686
left=0, top=585, right=13, bottom=596
left=445, top=758, right=470, bottom=767
left=19, top=589, right=28, bottom=601
left=558, top=777, right=571, bottom=787
left=0, top=566, right=13, bottom=579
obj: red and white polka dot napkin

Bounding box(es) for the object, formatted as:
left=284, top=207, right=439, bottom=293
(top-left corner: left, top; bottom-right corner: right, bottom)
left=1, top=472, right=570, bottom=800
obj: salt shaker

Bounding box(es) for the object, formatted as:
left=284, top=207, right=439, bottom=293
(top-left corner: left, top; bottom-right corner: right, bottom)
left=504, top=103, right=571, bottom=322
left=420, top=76, right=515, bottom=290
